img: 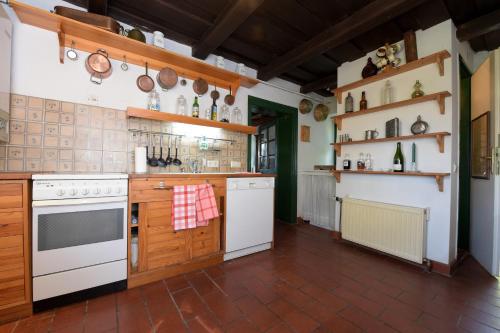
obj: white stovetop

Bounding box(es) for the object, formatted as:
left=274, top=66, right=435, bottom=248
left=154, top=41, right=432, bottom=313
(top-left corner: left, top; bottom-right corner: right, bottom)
left=32, top=173, right=128, bottom=180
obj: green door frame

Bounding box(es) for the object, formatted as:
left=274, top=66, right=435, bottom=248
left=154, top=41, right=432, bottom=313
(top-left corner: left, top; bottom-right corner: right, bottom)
left=458, top=58, right=472, bottom=251
left=247, top=95, right=298, bottom=224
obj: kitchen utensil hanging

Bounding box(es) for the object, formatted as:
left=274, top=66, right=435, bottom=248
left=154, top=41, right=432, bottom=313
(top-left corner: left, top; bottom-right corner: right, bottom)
left=173, top=137, right=182, bottom=166
left=210, top=84, right=220, bottom=100
left=180, top=74, right=187, bottom=86
left=157, top=67, right=178, bottom=90
left=66, top=41, right=78, bottom=61
left=166, top=136, right=173, bottom=166
left=193, top=78, right=208, bottom=96
left=157, top=136, right=166, bottom=167
left=137, top=62, right=155, bottom=92
left=85, top=49, right=112, bottom=85
left=120, top=55, right=128, bottom=71
left=224, top=86, right=235, bottom=106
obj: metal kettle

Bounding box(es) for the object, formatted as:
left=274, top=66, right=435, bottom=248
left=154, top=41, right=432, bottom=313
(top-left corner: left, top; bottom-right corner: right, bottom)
left=120, top=26, right=146, bottom=43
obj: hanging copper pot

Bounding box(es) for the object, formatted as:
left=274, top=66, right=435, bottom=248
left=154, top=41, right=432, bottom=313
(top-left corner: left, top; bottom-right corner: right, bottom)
left=136, top=62, right=155, bottom=93
left=192, top=78, right=208, bottom=96
left=224, top=86, right=235, bottom=106
left=157, top=67, right=178, bottom=90
left=85, top=49, right=112, bottom=84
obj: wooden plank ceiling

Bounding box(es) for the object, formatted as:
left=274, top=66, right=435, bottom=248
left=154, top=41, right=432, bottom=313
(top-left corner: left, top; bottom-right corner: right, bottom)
left=67, top=0, right=500, bottom=96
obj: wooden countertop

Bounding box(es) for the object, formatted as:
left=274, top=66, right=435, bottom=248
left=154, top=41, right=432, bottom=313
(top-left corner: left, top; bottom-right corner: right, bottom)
left=0, top=172, right=32, bottom=180
left=128, top=173, right=276, bottom=179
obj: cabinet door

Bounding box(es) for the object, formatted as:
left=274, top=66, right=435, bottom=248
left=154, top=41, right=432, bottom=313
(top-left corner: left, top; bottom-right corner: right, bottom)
left=0, top=235, right=25, bottom=308
left=191, top=193, right=223, bottom=259
left=144, top=201, right=189, bottom=270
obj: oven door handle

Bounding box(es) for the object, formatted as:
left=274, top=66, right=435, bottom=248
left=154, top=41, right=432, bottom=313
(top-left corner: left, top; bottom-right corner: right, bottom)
left=32, top=196, right=128, bottom=207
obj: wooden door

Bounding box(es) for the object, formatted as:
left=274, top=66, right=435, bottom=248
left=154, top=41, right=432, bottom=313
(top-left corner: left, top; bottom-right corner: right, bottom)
left=143, top=201, right=189, bottom=270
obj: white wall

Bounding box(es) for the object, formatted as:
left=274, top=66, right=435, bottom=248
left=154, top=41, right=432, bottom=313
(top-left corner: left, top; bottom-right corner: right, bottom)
left=335, top=20, right=459, bottom=264
left=5, top=0, right=334, bottom=218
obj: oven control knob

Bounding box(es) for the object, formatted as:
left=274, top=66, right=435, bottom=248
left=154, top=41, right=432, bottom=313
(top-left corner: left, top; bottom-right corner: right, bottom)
left=93, top=188, right=101, bottom=195
left=70, top=188, right=78, bottom=196
left=105, top=187, right=112, bottom=194
left=81, top=188, right=89, bottom=195
left=56, top=189, right=65, bottom=196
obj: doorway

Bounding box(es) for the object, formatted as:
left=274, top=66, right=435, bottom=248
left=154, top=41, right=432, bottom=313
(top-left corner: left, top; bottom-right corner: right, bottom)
left=247, top=96, right=298, bottom=224
left=457, top=59, right=472, bottom=253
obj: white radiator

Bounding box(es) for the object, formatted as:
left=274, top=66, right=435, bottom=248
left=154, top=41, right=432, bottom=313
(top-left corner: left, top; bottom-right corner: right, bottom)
left=341, top=198, right=426, bottom=263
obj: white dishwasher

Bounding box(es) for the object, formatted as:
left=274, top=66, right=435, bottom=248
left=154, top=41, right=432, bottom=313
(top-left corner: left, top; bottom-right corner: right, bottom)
left=225, top=177, right=275, bottom=261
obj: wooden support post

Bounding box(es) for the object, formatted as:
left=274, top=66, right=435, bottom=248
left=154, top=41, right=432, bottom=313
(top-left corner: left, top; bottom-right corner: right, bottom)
left=334, top=117, right=342, bottom=130
left=336, top=90, right=343, bottom=104
left=334, top=144, right=341, bottom=157
left=435, top=175, right=444, bottom=192
left=437, top=94, right=446, bottom=114
left=57, top=28, right=65, bottom=64
left=437, top=53, right=445, bottom=76
left=436, top=134, right=445, bottom=153
left=332, top=171, right=341, bottom=183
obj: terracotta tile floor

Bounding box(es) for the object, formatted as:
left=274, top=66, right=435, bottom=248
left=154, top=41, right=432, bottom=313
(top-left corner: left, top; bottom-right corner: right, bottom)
left=2, top=223, right=500, bottom=333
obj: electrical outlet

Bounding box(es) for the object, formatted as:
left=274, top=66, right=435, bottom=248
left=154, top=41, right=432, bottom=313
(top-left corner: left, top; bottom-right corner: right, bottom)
left=230, top=161, right=241, bottom=168
left=207, top=160, right=219, bottom=168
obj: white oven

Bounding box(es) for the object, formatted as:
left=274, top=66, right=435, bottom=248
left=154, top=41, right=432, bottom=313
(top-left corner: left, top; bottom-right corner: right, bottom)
left=32, top=174, right=128, bottom=304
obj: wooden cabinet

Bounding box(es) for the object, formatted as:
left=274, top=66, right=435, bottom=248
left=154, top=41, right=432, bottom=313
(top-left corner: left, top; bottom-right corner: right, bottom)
left=128, top=177, right=225, bottom=288
left=0, top=180, right=31, bottom=324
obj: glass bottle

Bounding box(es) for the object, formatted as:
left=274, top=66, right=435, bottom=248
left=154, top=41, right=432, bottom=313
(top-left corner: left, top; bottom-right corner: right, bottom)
left=204, top=108, right=211, bottom=120
left=192, top=96, right=200, bottom=118
left=393, top=142, right=405, bottom=172
left=411, top=80, right=424, bottom=99
left=176, top=95, right=187, bottom=116
left=211, top=99, right=218, bottom=121
left=343, top=154, right=352, bottom=170
left=345, top=92, right=354, bottom=113
left=147, top=90, right=160, bottom=111
left=360, top=91, right=368, bottom=110
left=357, top=153, right=365, bottom=170
left=220, top=104, right=230, bottom=122
left=381, top=80, right=394, bottom=105
left=365, top=153, right=373, bottom=171
left=232, top=107, right=242, bottom=124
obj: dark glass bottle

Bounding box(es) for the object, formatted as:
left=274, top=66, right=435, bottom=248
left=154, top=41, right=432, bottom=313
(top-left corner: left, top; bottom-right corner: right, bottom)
left=345, top=92, right=354, bottom=113
left=210, top=99, right=218, bottom=121
left=393, top=142, right=405, bottom=172
left=192, top=96, right=200, bottom=118
left=360, top=91, right=368, bottom=110
left=343, top=154, right=351, bottom=170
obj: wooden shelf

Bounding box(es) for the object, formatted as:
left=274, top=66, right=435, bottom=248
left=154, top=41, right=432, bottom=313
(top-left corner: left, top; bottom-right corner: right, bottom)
left=333, top=50, right=451, bottom=104
left=127, top=107, right=257, bottom=134
left=331, top=91, right=451, bottom=130
left=332, top=170, right=450, bottom=192
left=9, top=0, right=259, bottom=95
left=332, top=132, right=450, bottom=157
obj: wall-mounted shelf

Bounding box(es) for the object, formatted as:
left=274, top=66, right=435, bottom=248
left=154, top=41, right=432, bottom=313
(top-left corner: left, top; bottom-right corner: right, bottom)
left=332, top=170, right=450, bottom=192
left=333, top=50, right=451, bottom=104
left=9, top=0, right=259, bottom=95
left=332, top=91, right=451, bottom=130
left=127, top=107, right=257, bottom=134
left=332, top=132, right=450, bottom=157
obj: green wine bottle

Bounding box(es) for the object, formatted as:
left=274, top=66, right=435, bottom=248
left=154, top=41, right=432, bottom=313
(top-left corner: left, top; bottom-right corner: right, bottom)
left=211, top=99, right=218, bottom=121
left=393, top=142, right=404, bottom=172
left=192, top=96, right=200, bottom=118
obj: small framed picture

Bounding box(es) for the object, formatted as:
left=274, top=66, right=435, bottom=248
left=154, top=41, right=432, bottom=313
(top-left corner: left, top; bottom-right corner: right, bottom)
left=471, top=111, right=490, bottom=179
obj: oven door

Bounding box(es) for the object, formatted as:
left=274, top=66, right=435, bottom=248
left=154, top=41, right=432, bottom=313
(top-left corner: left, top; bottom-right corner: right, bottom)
left=32, top=197, right=127, bottom=277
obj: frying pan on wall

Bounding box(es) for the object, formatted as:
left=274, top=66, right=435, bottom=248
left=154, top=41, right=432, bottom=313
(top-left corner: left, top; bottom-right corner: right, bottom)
left=224, top=86, right=235, bottom=106
left=157, top=67, right=178, bottom=90
left=137, top=62, right=155, bottom=92
left=193, top=78, right=208, bottom=96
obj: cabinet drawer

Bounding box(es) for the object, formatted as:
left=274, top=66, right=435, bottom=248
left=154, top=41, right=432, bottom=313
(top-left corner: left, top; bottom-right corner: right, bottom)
left=0, top=184, right=23, bottom=209
left=130, top=178, right=225, bottom=203
left=192, top=219, right=220, bottom=259
left=0, top=212, right=23, bottom=237
left=147, top=226, right=187, bottom=269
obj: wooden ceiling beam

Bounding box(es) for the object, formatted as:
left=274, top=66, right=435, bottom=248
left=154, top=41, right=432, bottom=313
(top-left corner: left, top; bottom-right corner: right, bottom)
left=192, top=0, right=265, bottom=60
left=88, top=0, right=108, bottom=15
left=457, top=9, right=500, bottom=42
left=257, top=0, right=426, bottom=81
left=300, top=72, right=337, bottom=94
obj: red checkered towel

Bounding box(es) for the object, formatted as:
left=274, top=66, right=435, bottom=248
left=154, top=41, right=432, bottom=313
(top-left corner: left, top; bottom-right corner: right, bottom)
left=195, top=184, right=219, bottom=226
left=171, top=185, right=197, bottom=231
left=171, top=184, right=219, bottom=231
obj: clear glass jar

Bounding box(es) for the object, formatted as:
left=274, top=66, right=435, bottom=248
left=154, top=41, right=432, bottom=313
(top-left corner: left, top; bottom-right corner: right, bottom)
left=365, top=153, right=373, bottom=170
left=204, top=108, right=212, bottom=120
left=220, top=104, right=230, bottom=122
left=357, top=153, right=365, bottom=170
left=147, top=90, right=160, bottom=111
left=231, top=107, right=243, bottom=124
left=175, top=95, right=187, bottom=115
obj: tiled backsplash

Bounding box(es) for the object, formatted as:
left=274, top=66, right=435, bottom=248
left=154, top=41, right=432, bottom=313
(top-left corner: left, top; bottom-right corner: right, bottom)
left=0, top=94, right=247, bottom=173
